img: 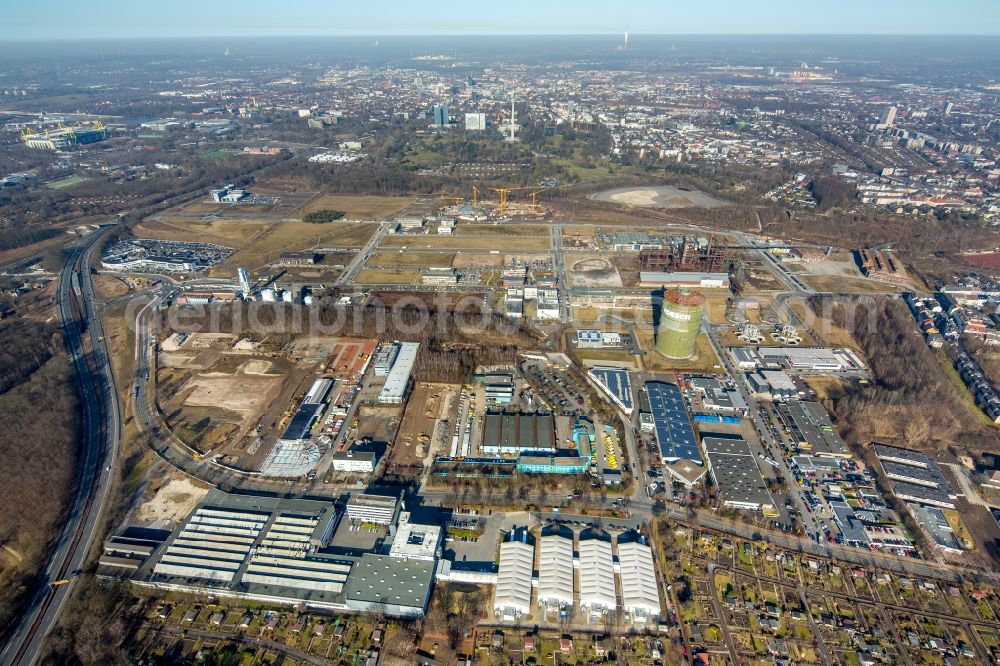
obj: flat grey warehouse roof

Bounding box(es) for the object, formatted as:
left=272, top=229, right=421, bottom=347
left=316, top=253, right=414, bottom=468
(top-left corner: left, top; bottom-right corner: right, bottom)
left=343, top=553, right=436, bottom=611
left=702, top=437, right=774, bottom=512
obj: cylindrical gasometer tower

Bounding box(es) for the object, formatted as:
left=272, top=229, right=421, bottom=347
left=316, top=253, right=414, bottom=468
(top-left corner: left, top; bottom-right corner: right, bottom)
left=656, top=288, right=706, bottom=359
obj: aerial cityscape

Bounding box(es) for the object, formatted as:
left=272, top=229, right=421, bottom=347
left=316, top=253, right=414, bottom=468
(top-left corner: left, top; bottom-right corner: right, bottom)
left=1, top=3, right=1000, bottom=665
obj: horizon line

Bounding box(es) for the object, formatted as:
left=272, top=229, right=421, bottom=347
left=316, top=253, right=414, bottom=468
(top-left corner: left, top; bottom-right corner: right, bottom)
left=2, top=32, right=1000, bottom=42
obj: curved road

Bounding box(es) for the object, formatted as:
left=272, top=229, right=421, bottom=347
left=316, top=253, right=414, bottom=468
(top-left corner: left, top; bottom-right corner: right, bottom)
left=0, top=227, right=122, bottom=666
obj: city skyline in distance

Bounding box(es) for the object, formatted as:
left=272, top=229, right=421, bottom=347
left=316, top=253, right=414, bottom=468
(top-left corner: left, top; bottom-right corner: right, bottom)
left=2, top=0, right=999, bottom=40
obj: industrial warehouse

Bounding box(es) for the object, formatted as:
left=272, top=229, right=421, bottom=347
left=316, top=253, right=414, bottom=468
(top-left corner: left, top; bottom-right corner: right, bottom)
left=874, top=444, right=958, bottom=509
left=588, top=366, right=634, bottom=414
left=784, top=401, right=852, bottom=458
left=493, top=527, right=660, bottom=624
left=480, top=412, right=557, bottom=455
left=377, top=341, right=419, bottom=404
left=729, top=346, right=866, bottom=373
left=127, top=490, right=439, bottom=617
left=702, top=436, right=776, bottom=513
left=643, top=381, right=701, bottom=463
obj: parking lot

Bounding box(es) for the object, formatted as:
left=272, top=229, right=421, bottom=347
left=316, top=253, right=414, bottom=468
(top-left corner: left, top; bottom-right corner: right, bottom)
left=520, top=361, right=588, bottom=416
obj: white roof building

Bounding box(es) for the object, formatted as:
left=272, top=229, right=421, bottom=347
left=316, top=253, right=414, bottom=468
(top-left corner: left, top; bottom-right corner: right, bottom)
left=617, top=541, right=660, bottom=619
left=537, top=534, right=574, bottom=607
left=578, top=539, right=616, bottom=612
left=388, top=512, right=441, bottom=562
left=494, top=537, right=534, bottom=619
left=378, top=342, right=419, bottom=404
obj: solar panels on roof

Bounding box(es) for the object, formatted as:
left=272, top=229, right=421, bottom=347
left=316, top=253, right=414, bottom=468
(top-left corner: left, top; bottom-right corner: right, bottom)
left=588, top=366, right=634, bottom=413
left=645, top=382, right=700, bottom=464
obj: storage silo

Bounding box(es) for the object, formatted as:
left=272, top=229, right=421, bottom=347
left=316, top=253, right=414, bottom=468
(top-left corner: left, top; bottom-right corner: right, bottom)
left=656, top=288, right=706, bottom=359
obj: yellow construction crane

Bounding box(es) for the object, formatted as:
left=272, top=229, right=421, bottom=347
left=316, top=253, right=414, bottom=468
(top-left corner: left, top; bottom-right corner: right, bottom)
left=489, top=186, right=550, bottom=215
left=472, top=185, right=480, bottom=207
left=438, top=194, right=463, bottom=206
left=490, top=187, right=514, bottom=216
left=528, top=188, right=550, bottom=214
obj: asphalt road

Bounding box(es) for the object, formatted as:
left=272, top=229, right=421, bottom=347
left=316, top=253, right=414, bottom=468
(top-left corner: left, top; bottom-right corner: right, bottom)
left=0, top=227, right=122, bottom=666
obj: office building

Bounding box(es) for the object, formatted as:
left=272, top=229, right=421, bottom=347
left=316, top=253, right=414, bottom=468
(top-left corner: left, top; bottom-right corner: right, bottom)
left=880, top=105, right=897, bottom=127
left=421, top=267, right=459, bottom=285
left=346, top=493, right=400, bottom=525
left=464, top=112, right=487, bottom=130
left=387, top=512, right=441, bottom=562
left=373, top=343, right=400, bottom=377
left=330, top=450, right=377, bottom=473
left=537, top=288, right=561, bottom=319
left=209, top=184, right=246, bottom=203
left=432, top=104, right=449, bottom=127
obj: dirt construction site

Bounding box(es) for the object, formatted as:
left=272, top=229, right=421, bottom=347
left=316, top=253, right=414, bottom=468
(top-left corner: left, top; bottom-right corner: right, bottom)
left=386, top=383, right=461, bottom=481
left=569, top=255, right=625, bottom=288
left=155, top=333, right=375, bottom=470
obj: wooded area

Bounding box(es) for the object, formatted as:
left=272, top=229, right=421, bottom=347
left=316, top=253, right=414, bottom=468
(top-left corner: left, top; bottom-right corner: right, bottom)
left=0, top=320, right=64, bottom=393
left=808, top=296, right=1000, bottom=456
left=0, top=318, right=79, bottom=636
left=302, top=209, right=346, bottom=223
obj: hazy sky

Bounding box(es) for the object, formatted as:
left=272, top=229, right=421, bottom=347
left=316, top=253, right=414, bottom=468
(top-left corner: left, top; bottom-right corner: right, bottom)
left=3, top=0, right=999, bottom=40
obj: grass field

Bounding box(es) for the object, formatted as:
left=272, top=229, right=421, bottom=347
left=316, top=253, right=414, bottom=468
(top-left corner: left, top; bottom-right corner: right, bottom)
left=176, top=201, right=224, bottom=214
left=292, top=194, right=414, bottom=220
left=572, top=306, right=651, bottom=326
left=788, top=299, right=859, bottom=348
left=635, top=330, right=722, bottom=373
left=368, top=251, right=455, bottom=268
left=210, top=222, right=376, bottom=274
left=380, top=234, right=546, bottom=252
left=704, top=294, right=736, bottom=324
left=46, top=175, right=88, bottom=190
left=551, top=157, right=612, bottom=180
left=142, top=219, right=274, bottom=247
left=562, top=225, right=600, bottom=239
left=573, top=347, right=636, bottom=365
left=803, top=376, right=849, bottom=401
left=402, top=149, right=447, bottom=167
left=454, top=224, right=549, bottom=236
left=355, top=268, right=421, bottom=285
left=200, top=149, right=238, bottom=160
left=802, top=275, right=907, bottom=293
